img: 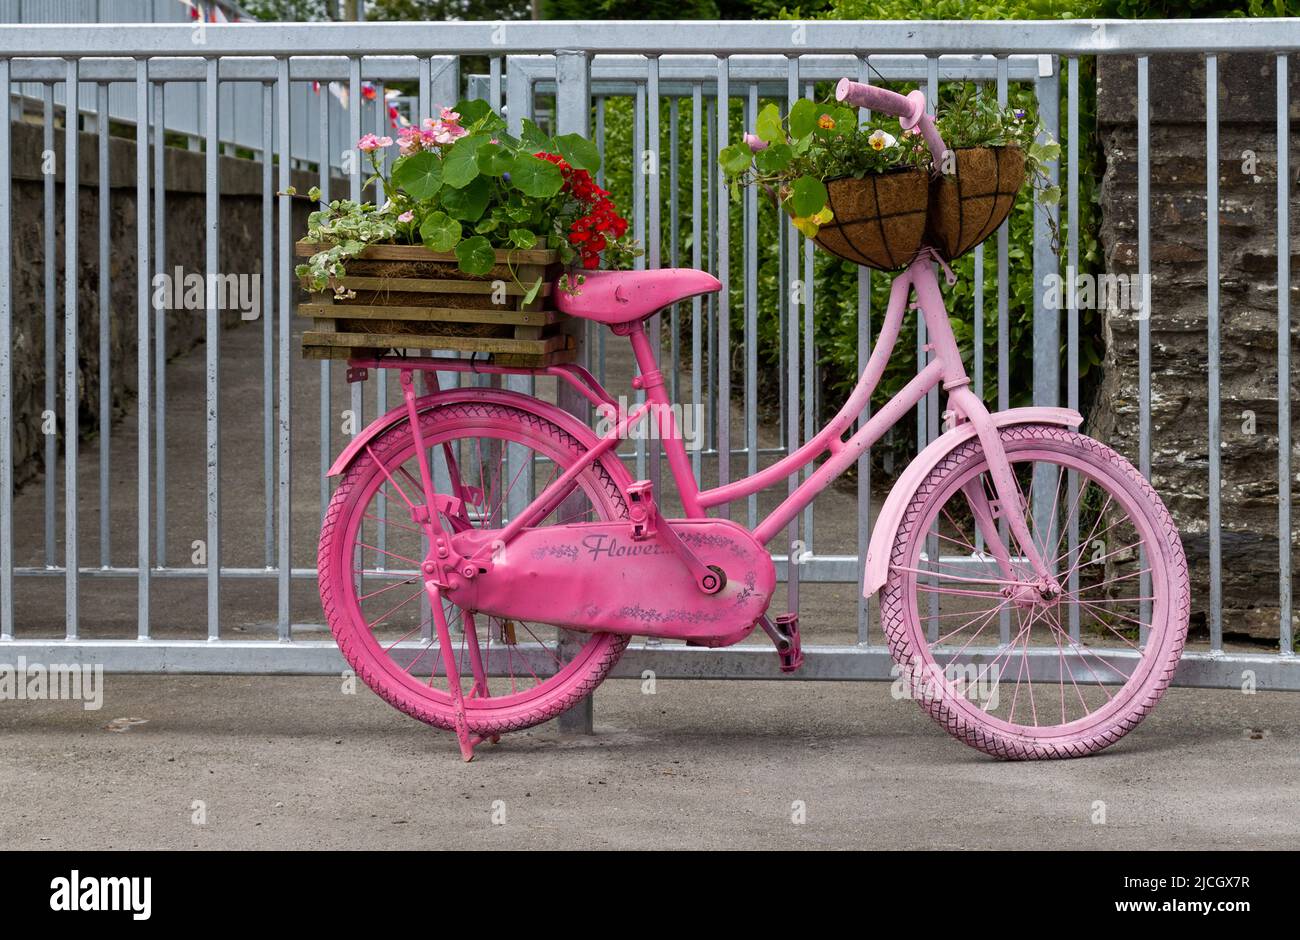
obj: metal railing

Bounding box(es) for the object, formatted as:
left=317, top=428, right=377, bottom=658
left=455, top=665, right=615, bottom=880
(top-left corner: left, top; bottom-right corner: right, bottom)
left=0, top=19, right=1296, bottom=692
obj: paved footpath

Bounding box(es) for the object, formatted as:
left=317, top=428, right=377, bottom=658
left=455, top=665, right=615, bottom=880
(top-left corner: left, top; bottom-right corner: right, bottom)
left=0, top=676, right=1295, bottom=850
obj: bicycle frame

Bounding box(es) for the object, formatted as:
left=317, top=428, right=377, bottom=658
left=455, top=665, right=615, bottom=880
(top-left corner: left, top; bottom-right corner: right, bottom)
left=351, top=249, right=1058, bottom=594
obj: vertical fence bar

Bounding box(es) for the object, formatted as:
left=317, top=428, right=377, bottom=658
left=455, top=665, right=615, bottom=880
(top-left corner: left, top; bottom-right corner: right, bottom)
left=204, top=56, right=220, bottom=639
left=153, top=79, right=167, bottom=567
left=595, top=95, right=607, bottom=385
left=1277, top=53, right=1293, bottom=654
left=647, top=57, right=662, bottom=494
left=1137, top=55, right=1151, bottom=638
left=744, top=83, right=758, bottom=526
left=554, top=48, right=594, bottom=734
left=716, top=56, right=730, bottom=514
left=668, top=94, right=680, bottom=402
left=691, top=83, right=703, bottom=483
left=801, top=80, right=816, bottom=551
left=43, top=83, right=55, bottom=570
left=64, top=57, right=80, bottom=640
left=374, top=79, right=388, bottom=563
left=856, top=56, right=873, bottom=644
left=1206, top=54, right=1223, bottom=654
left=278, top=57, right=293, bottom=641
left=262, top=82, right=275, bottom=569
left=785, top=57, right=800, bottom=614
left=706, top=95, right=716, bottom=458
left=348, top=57, right=363, bottom=433
left=135, top=58, right=151, bottom=638
left=0, top=57, right=11, bottom=640
left=996, top=55, right=1010, bottom=645
left=1067, top=55, right=1080, bottom=642
left=1031, top=64, right=1061, bottom=562
left=97, top=82, right=110, bottom=569
left=632, top=82, right=646, bottom=475
left=318, top=78, right=331, bottom=520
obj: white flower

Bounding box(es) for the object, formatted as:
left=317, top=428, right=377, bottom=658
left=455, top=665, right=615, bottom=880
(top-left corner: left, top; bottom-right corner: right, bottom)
left=868, top=129, right=898, bottom=151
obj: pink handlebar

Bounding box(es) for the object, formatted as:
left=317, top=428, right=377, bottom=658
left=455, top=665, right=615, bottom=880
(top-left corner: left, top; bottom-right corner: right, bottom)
left=835, top=77, right=947, bottom=166
left=835, top=78, right=926, bottom=131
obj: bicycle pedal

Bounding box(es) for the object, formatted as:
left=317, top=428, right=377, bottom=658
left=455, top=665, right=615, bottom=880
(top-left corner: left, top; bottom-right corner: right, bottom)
left=774, top=613, right=803, bottom=673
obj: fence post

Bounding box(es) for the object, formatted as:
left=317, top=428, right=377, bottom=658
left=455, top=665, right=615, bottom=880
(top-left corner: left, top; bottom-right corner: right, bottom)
left=554, top=48, right=595, bottom=735
left=1031, top=59, right=1061, bottom=552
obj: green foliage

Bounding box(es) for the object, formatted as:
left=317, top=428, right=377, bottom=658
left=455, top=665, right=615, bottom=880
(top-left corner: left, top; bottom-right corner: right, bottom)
left=295, top=100, right=637, bottom=293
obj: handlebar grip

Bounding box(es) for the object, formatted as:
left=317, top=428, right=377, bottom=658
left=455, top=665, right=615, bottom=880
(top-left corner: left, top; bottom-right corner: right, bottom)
left=835, top=78, right=927, bottom=131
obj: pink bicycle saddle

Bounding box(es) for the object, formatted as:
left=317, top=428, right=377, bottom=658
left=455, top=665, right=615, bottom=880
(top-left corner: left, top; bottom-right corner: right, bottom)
left=554, top=269, right=722, bottom=325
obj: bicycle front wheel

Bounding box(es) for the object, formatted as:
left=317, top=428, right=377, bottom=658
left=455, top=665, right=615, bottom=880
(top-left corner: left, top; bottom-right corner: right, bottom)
left=879, top=424, right=1189, bottom=759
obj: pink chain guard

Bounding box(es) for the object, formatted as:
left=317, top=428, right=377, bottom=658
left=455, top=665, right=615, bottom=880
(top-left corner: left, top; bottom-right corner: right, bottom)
left=446, top=519, right=775, bottom=647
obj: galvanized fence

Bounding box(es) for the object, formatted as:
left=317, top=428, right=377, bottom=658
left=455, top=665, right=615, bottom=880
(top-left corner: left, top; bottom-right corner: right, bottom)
left=0, top=19, right=1296, bottom=692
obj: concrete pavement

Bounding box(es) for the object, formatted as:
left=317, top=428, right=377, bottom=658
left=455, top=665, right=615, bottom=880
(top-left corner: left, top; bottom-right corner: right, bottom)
left=1, top=676, right=1295, bottom=850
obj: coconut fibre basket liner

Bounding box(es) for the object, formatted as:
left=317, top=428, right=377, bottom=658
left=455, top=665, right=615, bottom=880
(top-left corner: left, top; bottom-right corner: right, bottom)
left=926, top=146, right=1026, bottom=262
left=812, top=168, right=930, bottom=272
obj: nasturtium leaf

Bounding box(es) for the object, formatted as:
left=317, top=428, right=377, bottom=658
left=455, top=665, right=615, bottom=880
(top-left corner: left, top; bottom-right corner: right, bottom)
left=788, top=99, right=820, bottom=139
left=754, top=142, right=793, bottom=173
left=455, top=235, right=496, bottom=276
left=441, top=175, right=490, bottom=221
left=554, top=133, right=601, bottom=173
left=391, top=150, right=443, bottom=201
left=509, top=153, right=564, bottom=198
left=755, top=102, right=785, bottom=144
left=419, top=211, right=461, bottom=252
left=718, top=142, right=755, bottom=175
left=476, top=142, right=513, bottom=176
left=519, top=118, right=553, bottom=152
left=442, top=135, right=487, bottom=188
left=453, top=98, right=492, bottom=126
left=789, top=175, right=828, bottom=218
left=507, top=228, right=538, bottom=249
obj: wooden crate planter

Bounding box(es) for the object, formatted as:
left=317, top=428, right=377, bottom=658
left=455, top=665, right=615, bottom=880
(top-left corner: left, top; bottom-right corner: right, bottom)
left=296, top=241, right=576, bottom=367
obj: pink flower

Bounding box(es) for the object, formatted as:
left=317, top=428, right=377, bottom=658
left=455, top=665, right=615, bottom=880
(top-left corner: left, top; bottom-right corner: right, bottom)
left=743, top=133, right=768, bottom=152
left=376, top=136, right=393, bottom=148
left=357, top=133, right=382, bottom=152
left=397, top=126, right=423, bottom=155
left=439, top=107, right=460, bottom=123
left=398, top=210, right=415, bottom=223
left=432, top=122, right=467, bottom=145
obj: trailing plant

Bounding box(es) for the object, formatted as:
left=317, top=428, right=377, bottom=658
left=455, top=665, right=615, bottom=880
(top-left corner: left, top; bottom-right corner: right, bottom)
left=294, top=99, right=638, bottom=299
left=934, top=83, right=1061, bottom=207
left=717, top=100, right=925, bottom=238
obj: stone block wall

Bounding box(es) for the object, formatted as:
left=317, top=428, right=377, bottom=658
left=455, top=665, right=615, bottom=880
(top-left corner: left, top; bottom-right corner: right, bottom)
left=1093, top=54, right=1299, bottom=640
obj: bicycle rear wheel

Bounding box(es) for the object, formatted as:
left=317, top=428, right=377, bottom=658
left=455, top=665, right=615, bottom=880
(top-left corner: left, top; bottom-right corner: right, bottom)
left=318, top=400, right=630, bottom=737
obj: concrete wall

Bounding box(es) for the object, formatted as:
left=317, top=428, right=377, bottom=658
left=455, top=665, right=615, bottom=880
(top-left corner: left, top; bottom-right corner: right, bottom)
left=1094, top=54, right=1300, bottom=639
left=8, top=116, right=323, bottom=492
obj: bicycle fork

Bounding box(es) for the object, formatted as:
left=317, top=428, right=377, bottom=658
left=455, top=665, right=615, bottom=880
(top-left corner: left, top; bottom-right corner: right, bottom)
left=946, top=384, right=1062, bottom=600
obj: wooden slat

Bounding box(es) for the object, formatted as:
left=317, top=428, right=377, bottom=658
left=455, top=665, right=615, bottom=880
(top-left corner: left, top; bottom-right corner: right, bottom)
left=328, top=276, right=553, bottom=298
left=301, top=302, right=558, bottom=326
left=303, top=330, right=570, bottom=356
left=295, top=239, right=558, bottom=265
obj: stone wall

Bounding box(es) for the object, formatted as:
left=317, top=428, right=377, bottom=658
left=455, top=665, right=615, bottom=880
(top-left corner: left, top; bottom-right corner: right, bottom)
left=1094, top=54, right=1300, bottom=639
left=9, top=117, right=324, bottom=492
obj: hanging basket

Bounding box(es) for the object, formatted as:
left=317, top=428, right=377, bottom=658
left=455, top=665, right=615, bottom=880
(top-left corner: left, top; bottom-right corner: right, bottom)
left=296, top=241, right=575, bottom=367
left=812, top=168, right=931, bottom=272
left=926, top=146, right=1026, bottom=262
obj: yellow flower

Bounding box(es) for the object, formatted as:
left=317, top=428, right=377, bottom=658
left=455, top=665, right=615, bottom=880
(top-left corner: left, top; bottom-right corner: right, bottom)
left=818, top=114, right=835, bottom=130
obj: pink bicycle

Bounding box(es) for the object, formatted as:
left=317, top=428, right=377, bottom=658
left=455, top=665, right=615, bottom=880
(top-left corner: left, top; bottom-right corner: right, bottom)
left=316, top=79, right=1188, bottom=762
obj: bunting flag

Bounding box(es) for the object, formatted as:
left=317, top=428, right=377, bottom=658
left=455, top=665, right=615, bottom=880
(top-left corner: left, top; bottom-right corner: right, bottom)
left=176, top=0, right=250, bottom=23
